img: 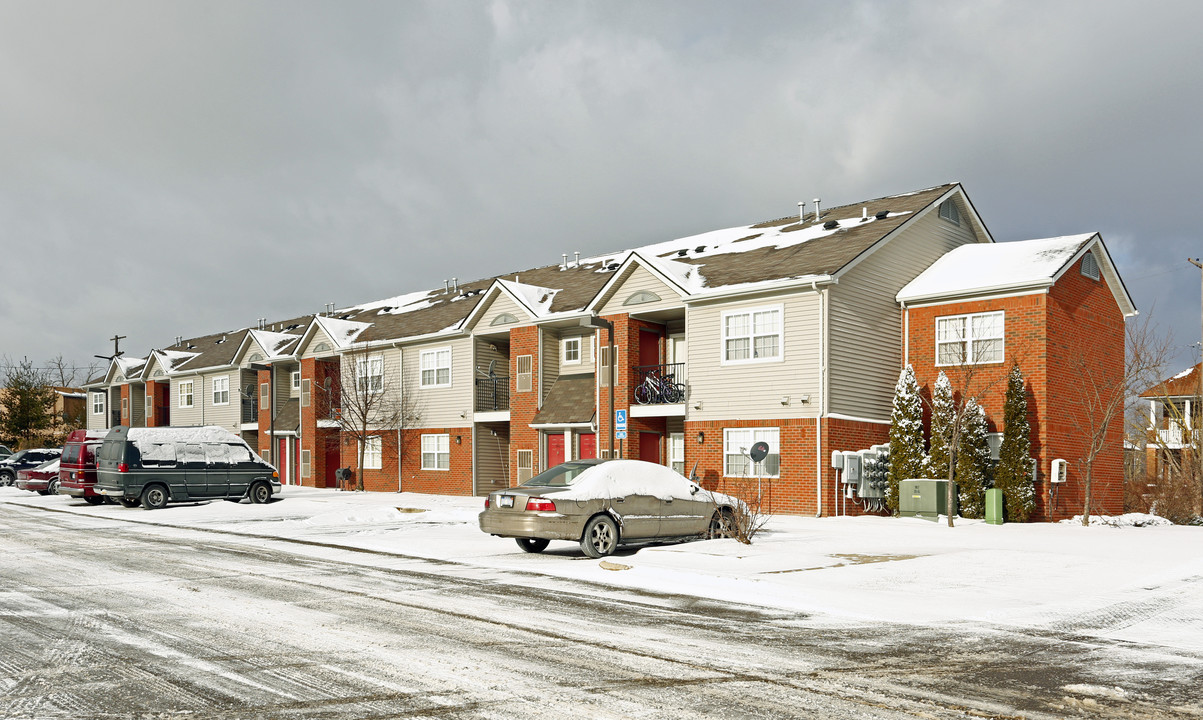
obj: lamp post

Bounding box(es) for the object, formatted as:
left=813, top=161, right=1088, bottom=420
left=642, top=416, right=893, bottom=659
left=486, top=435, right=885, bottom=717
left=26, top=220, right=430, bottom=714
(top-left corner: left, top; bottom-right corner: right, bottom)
left=581, top=315, right=615, bottom=458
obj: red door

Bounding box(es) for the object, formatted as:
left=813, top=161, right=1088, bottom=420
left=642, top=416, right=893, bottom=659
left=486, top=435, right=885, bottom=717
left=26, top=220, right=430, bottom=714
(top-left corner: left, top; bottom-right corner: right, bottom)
left=547, top=433, right=565, bottom=467
left=639, top=330, right=661, bottom=367
left=639, top=433, right=661, bottom=464
left=579, top=433, right=596, bottom=459
left=277, top=437, right=290, bottom=485
left=324, top=440, right=339, bottom=488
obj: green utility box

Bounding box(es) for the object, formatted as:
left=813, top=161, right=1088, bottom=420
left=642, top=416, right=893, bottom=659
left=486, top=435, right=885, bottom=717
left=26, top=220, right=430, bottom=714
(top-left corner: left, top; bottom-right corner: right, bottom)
left=898, top=479, right=957, bottom=521
left=985, top=488, right=1004, bottom=525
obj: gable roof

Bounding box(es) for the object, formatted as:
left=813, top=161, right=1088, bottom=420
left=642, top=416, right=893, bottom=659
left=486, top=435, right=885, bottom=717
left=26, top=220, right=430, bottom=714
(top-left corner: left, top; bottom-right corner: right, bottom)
left=896, top=233, right=1138, bottom=317
left=1141, top=363, right=1202, bottom=399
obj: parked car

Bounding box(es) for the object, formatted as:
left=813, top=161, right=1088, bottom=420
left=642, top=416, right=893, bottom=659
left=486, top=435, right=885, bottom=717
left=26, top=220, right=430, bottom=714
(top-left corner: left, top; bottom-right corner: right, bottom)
left=0, top=444, right=12, bottom=459
left=16, top=459, right=61, bottom=495
left=57, top=429, right=111, bottom=505
left=95, top=426, right=281, bottom=509
left=478, top=459, right=741, bottom=558
left=0, top=448, right=63, bottom=486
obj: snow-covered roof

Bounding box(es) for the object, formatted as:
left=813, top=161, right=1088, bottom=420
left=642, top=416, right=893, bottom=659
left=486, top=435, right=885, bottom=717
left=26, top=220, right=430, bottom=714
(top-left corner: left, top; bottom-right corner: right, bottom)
left=495, top=279, right=560, bottom=318
left=897, top=233, right=1137, bottom=316
left=312, top=315, right=371, bottom=349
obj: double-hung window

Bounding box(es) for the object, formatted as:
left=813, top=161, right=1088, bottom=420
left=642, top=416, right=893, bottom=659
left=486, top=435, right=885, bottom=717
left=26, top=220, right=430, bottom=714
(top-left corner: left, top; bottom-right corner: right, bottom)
left=722, top=305, right=783, bottom=364
left=420, top=348, right=452, bottom=388
left=936, top=311, right=1004, bottom=365
left=421, top=434, right=450, bottom=470
left=562, top=337, right=581, bottom=365
left=356, top=355, right=384, bottom=392
left=92, top=392, right=105, bottom=415
left=212, top=376, right=230, bottom=405
left=723, top=428, right=780, bottom=478
left=179, top=380, right=194, bottom=408
left=360, top=436, right=382, bottom=470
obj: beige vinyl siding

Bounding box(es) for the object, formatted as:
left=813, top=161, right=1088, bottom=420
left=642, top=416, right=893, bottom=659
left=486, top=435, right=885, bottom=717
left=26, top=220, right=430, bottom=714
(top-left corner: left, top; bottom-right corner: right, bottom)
left=334, top=349, right=403, bottom=428
left=479, top=291, right=531, bottom=329
left=170, top=371, right=241, bottom=432
left=558, top=330, right=596, bottom=375
left=273, top=363, right=296, bottom=414
left=242, top=338, right=268, bottom=365
left=598, top=264, right=685, bottom=316
left=300, top=327, right=336, bottom=359
left=87, top=391, right=106, bottom=431
left=402, top=338, right=473, bottom=427
left=541, top=328, right=560, bottom=404
left=473, top=425, right=509, bottom=495
left=686, top=292, right=822, bottom=421
left=827, top=205, right=983, bottom=419
left=130, top=385, right=145, bottom=427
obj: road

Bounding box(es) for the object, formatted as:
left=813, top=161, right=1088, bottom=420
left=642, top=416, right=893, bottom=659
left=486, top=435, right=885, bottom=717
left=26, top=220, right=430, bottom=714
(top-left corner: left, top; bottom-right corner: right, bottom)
left=1, top=502, right=1200, bottom=719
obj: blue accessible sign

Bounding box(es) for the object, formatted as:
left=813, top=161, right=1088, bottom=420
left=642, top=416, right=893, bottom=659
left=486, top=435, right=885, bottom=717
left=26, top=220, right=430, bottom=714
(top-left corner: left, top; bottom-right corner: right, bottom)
left=615, top=409, right=628, bottom=432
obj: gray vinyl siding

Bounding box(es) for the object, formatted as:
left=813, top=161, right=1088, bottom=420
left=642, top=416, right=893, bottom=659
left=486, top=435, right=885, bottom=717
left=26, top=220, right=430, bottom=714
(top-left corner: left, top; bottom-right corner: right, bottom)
left=402, top=338, right=473, bottom=427
left=479, top=292, right=531, bottom=329
left=169, top=371, right=241, bottom=433
left=300, top=327, right=336, bottom=359
left=826, top=205, right=984, bottom=419
left=273, top=363, right=296, bottom=415
left=598, top=265, right=685, bottom=316
left=335, top=350, right=403, bottom=429
left=243, top=338, right=268, bottom=364
left=130, top=385, right=145, bottom=427
left=686, top=292, right=822, bottom=421
left=541, top=328, right=560, bottom=404
left=474, top=425, right=509, bottom=495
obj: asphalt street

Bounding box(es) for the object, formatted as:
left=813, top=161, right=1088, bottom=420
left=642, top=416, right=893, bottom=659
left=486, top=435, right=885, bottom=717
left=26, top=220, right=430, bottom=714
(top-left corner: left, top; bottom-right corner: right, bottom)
left=1, top=503, right=1199, bottom=719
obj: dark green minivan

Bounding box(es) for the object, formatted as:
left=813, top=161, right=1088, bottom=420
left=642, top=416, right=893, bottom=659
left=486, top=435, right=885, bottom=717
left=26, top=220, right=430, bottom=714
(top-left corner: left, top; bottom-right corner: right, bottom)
left=95, top=426, right=281, bottom=509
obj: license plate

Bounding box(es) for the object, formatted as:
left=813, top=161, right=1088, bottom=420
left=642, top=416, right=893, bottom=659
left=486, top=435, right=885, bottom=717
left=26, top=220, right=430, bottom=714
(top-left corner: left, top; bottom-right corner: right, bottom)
left=499, top=495, right=514, bottom=508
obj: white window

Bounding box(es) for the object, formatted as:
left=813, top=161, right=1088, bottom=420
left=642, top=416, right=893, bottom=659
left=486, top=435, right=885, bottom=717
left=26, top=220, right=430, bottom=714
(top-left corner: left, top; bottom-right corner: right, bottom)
left=360, top=437, right=382, bottom=470
left=722, top=305, right=783, bottom=364
left=356, top=355, right=384, bottom=392
left=516, top=448, right=533, bottom=483
left=598, top=345, right=611, bottom=387
left=723, top=428, right=780, bottom=478
left=420, top=348, right=452, bottom=388
left=669, top=433, right=685, bottom=475
left=212, top=376, right=230, bottom=405
left=179, top=380, right=194, bottom=408
left=516, top=354, right=533, bottom=392
left=936, top=311, right=1004, bottom=365
left=259, top=382, right=270, bottom=410
left=939, top=199, right=961, bottom=225
left=92, top=392, right=105, bottom=415
left=301, top=379, right=311, bottom=408
left=301, top=450, right=312, bottom=478
left=421, top=434, right=449, bottom=470
left=563, top=337, right=581, bottom=364
left=291, top=371, right=301, bottom=390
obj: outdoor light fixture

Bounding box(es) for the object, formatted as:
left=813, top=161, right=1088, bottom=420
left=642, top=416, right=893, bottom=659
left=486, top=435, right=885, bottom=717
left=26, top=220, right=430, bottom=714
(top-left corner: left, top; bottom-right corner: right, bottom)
left=696, top=431, right=704, bottom=444
left=455, top=435, right=462, bottom=445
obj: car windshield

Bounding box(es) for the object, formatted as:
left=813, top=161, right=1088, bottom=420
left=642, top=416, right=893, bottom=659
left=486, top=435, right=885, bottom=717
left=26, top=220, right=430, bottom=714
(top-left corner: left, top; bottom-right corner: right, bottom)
left=522, top=460, right=606, bottom=488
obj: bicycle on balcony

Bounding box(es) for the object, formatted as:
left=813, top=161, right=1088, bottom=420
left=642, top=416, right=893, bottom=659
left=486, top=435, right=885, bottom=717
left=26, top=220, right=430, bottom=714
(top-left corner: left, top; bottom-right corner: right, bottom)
left=634, top=370, right=685, bottom=405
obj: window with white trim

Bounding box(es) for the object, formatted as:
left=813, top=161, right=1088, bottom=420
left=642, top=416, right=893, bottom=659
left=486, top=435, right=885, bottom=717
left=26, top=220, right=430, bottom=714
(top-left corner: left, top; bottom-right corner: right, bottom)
left=598, top=345, right=611, bottom=387
left=722, top=305, right=783, bottom=364
left=91, top=392, right=105, bottom=415
left=723, top=427, right=780, bottom=478
left=420, top=348, right=451, bottom=388
left=179, top=380, right=194, bottom=408
left=301, top=449, right=312, bottom=478
left=669, top=433, right=685, bottom=475
left=291, top=371, right=301, bottom=390
left=936, top=311, right=1004, bottom=365
left=516, top=354, right=533, bottom=392
left=421, top=434, right=450, bottom=470
left=562, top=337, right=581, bottom=364
left=516, top=449, right=533, bottom=483
left=212, top=376, right=230, bottom=405
left=356, top=355, right=384, bottom=392
left=360, top=437, right=382, bottom=470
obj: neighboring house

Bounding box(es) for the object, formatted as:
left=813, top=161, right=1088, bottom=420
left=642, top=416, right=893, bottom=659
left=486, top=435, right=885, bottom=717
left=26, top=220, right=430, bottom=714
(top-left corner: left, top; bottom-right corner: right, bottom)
left=0, top=386, right=86, bottom=447
left=1137, top=363, right=1202, bottom=484
left=83, top=182, right=1136, bottom=520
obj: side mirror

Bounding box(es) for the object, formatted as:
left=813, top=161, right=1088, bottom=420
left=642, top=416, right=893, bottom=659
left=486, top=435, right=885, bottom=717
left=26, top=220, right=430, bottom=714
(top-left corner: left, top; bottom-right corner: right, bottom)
left=689, top=484, right=699, bottom=495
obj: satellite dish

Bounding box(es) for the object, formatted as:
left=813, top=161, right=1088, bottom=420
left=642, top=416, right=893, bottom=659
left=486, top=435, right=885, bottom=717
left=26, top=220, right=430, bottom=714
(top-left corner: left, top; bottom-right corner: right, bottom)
left=323, top=377, right=332, bottom=391
left=749, top=441, right=770, bottom=463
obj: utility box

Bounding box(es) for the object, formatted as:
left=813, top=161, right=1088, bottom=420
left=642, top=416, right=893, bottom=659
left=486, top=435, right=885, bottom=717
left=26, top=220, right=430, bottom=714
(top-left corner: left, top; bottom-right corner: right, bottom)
left=985, top=488, right=1004, bottom=525
left=898, top=479, right=956, bottom=521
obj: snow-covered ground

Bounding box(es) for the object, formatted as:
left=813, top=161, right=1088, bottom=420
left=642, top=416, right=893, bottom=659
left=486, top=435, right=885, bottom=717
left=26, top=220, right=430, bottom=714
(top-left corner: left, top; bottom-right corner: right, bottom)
left=4, top=485, right=1201, bottom=654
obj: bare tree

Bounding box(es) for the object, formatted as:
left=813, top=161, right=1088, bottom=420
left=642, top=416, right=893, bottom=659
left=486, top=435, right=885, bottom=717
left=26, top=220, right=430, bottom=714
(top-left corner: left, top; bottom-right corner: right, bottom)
left=44, top=354, right=99, bottom=388
left=1068, top=316, right=1170, bottom=525
left=317, top=345, right=422, bottom=492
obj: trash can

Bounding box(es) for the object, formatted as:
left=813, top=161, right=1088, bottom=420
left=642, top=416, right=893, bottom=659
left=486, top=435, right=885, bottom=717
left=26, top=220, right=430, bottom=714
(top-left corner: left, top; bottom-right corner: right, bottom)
left=985, top=487, right=1004, bottom=525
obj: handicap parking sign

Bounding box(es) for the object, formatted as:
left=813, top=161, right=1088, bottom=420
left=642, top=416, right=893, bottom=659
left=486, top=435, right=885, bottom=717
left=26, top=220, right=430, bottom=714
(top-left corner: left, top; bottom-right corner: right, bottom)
left=615, top=409, right=627, bottom=431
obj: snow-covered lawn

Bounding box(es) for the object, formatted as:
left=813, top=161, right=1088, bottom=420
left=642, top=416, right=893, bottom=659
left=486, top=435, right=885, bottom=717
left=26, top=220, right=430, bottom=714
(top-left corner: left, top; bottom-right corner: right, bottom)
left=5, top=485, right=1201, bottom=653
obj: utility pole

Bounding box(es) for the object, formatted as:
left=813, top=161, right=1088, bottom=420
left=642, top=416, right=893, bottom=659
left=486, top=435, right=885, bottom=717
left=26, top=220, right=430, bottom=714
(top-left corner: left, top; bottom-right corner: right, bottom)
left=1189, top=258, right=1203, bottom=500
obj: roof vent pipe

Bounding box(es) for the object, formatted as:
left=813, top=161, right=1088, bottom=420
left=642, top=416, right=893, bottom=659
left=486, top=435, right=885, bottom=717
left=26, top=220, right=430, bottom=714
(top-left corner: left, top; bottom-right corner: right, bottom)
left=813, top=198, right=821, bottom=222
left=452, top=277, right=458, bottom=293
left=574, top=251, right=580, bottom=267
left=862, top=207, right=868, bottom=221
left=798, top=201, right=806, bottom=222
left=443, top=280, right=449, bottom=294
left=562, top=253, right=568, bottom=270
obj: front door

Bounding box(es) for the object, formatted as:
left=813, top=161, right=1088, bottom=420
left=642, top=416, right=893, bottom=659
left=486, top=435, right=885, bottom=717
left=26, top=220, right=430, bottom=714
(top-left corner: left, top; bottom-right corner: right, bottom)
left=547, top=433, right=565, bottom=467
left=639, top=432, right=661, bottom=464
left=639, top=330, right=660, bottom=367
left=324, top=439, right=339, bottom=488
left=578, top=433, right=596, bottom=459
left=277, top=437, right=290, bottom=484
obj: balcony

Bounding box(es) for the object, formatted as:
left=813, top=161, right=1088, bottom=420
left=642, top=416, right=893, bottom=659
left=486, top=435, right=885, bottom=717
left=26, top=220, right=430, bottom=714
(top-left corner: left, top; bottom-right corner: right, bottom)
left=241, top=397, right=258, bottom=424
left=630, top=363, right=687, bottom=418
left=1155, top=425, right=1200, bottom=449
left=475, top=376, right=510, bottom=412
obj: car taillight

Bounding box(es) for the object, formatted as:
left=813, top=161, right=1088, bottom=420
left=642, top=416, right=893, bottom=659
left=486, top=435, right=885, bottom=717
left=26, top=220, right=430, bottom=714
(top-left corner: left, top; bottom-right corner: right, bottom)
left=76, top=470, right=84, bottom=479
left=525, top=497, right=556, bottom=512
left=117, top=463, right=129, bottom=473
left=484, top=497, right=490, bottom=508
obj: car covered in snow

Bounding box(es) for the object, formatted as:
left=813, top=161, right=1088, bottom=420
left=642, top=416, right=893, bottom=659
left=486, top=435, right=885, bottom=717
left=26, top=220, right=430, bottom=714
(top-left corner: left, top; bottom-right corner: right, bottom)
left=478, top=459, right=741, bottom=558
left=0, top=448, right=62, bottom=486
left=95, top=426, right=281, bottom=509
left=16, top=458, right=61, bottom=495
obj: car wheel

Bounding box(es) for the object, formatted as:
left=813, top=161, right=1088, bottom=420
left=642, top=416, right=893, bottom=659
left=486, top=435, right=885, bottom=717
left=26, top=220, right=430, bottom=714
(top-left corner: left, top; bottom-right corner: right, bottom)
left=140, top=485, right=169, bottom=510
left=84, top=496, right=105, bottom=505
left=119, top=498, right=140, bottom=508
left=580, top=515, right=619, bottom=558
left=708, top=509, right=738, bottom=539
left=516, top=538, right=550, bottom=554
left=248, top=481, right=272, bottom=504
left=47, top=479, right=59, bottom=496
left=0, top=470, right=13, bottom=486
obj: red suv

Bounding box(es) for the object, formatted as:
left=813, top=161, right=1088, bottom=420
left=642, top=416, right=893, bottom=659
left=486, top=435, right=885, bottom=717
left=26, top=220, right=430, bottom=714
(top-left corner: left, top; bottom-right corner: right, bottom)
left=58, top=429, right=110, bottom=504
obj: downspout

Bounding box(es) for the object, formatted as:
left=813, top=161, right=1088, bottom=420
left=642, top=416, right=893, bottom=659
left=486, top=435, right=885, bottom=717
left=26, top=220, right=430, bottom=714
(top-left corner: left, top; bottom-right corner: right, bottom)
left=398, top=348, right=404, bottom=493
left=815, top=280, right=825, bottom=518
left=901, top=301, right=910, bottom=368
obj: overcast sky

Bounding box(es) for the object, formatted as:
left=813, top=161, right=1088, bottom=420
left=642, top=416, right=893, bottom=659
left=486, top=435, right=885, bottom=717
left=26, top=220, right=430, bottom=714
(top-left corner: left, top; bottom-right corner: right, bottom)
left=3, top=0, right=1202, bottom=381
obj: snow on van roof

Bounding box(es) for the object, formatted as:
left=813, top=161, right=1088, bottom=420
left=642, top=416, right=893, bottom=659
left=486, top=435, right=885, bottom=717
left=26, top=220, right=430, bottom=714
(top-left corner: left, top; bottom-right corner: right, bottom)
left=123, top=426, right=244, bottom=445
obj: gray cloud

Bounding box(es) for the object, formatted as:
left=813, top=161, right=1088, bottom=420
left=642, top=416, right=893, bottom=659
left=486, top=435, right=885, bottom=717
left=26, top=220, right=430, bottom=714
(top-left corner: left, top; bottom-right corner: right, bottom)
left=3, top=0, right=1202, bottom=377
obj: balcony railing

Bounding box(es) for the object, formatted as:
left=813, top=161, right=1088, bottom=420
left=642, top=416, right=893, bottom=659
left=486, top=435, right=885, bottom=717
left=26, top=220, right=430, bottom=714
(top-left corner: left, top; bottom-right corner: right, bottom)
left=241, top=397, right=258, bottom=423
left=474, top=376, right=510, bottom=412
left=633, top=363, right=686, bottom=405
left=110, top=410, right=122, bottom=428
left=1156, top=425, right=1200, bottom=447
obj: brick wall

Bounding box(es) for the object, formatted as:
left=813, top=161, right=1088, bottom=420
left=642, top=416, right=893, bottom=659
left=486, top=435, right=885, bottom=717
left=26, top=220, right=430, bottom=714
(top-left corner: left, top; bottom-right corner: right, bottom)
left=683, top=418, right=818, bottom=516
left=509, top=325, right=540, bottom=485
left=396, top=427, right=474, bottom=494
left=822, top=417, right=892, bottom=517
